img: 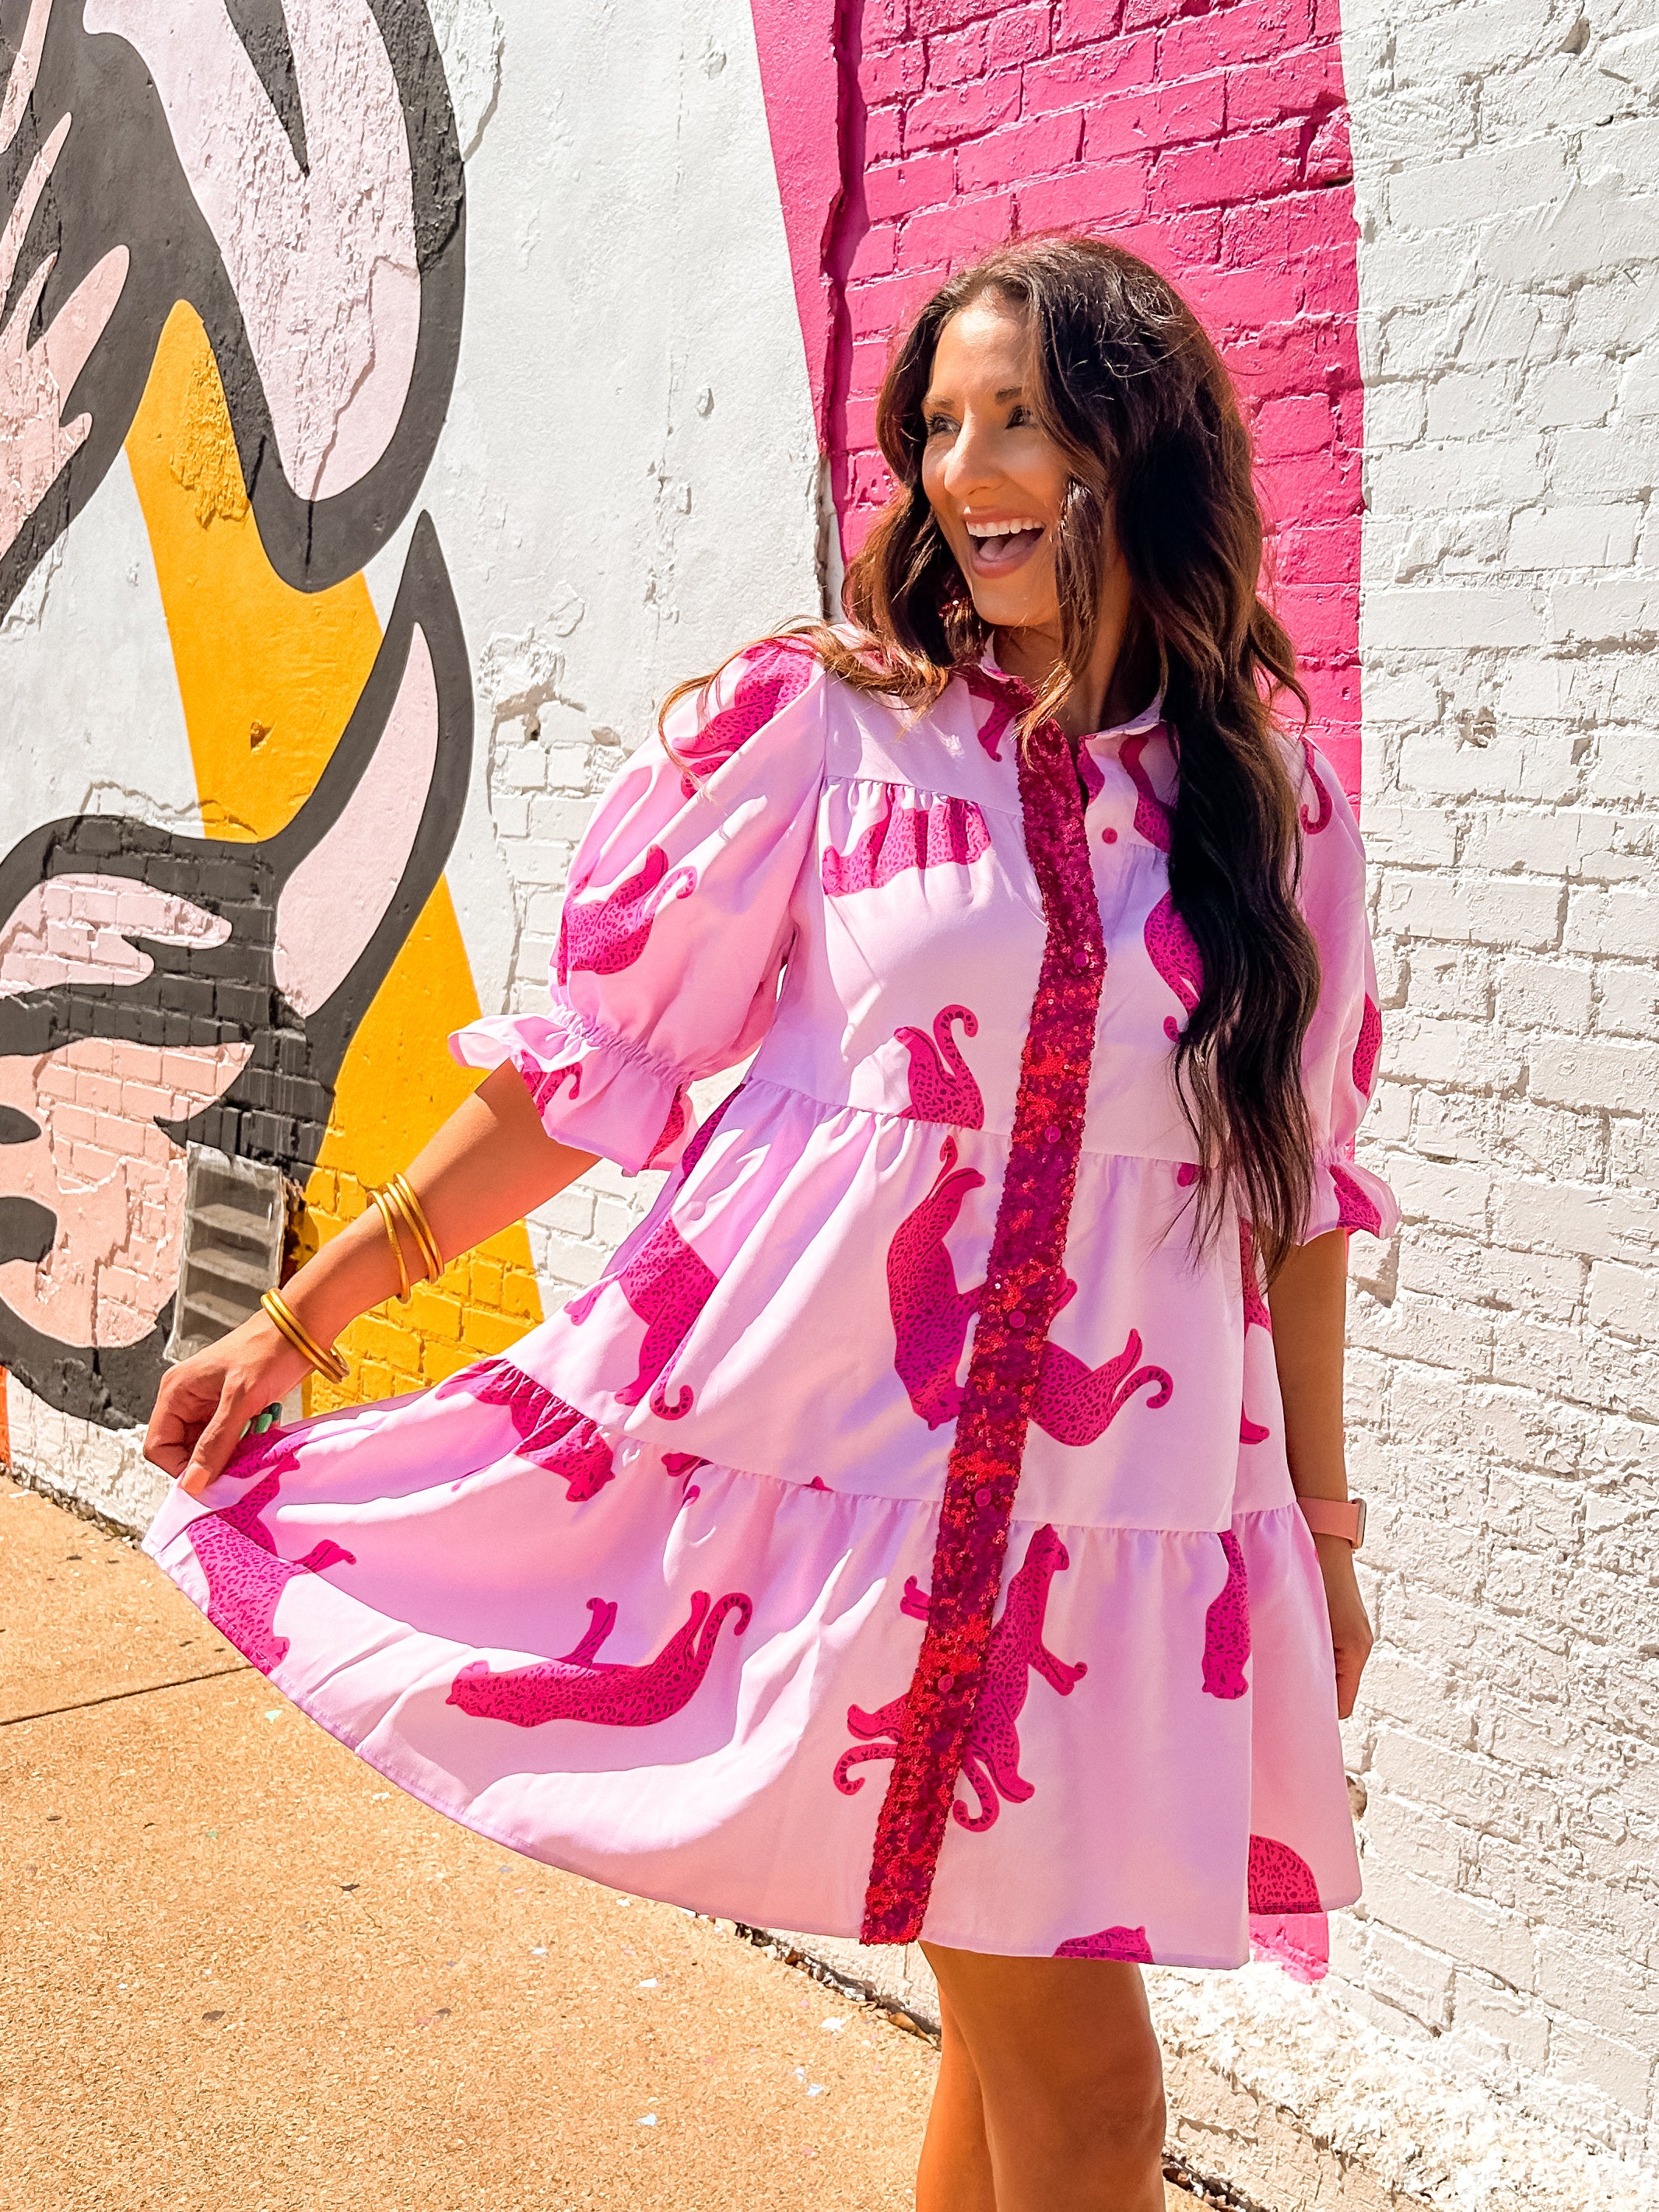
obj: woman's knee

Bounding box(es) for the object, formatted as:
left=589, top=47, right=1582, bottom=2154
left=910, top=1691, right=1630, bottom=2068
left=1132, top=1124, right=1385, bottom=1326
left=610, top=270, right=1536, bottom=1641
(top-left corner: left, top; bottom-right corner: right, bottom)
left=1030, top=2053, right=1166, bottom=2168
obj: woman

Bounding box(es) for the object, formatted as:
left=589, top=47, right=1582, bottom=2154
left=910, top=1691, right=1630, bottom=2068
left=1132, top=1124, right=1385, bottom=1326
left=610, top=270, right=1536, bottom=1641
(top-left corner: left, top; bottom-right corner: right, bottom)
left=145, top=235, right=1395, bottom=2211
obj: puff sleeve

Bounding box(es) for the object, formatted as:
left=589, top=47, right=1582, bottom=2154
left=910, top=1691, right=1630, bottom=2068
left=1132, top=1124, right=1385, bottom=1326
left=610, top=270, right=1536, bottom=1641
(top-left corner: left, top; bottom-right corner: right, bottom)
left=450, top=640, right=827, bottom=1173
left=1288, top=739, right=1401, bottom=1243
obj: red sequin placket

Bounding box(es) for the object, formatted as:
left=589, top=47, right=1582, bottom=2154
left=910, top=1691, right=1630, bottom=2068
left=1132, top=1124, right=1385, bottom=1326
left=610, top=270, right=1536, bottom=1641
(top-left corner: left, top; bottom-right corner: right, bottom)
left=859, top=664, right=1107, bottom=1945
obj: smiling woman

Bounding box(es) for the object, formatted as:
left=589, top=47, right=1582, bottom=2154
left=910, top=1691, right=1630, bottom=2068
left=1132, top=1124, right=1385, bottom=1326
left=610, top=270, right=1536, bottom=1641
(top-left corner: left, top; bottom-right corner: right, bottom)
left=142, top=233, right=1395, bottom=2212
left=920, top=309, right=1129, bottom=661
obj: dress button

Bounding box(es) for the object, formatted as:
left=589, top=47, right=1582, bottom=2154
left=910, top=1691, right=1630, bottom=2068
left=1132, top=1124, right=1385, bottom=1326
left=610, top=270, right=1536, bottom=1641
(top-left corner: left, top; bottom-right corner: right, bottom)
left=1043, top=1125, right=1061, bottom=1144
left=974, top=1485, right=991, bottom=1508
left=1009, top=1308, right=1027, bottom=1329
left=1102, top=826, right=1118, bottom=843
left=937, top=1670, right=954, bottom=1695
left=1073, top=949, right=1089, bottom=969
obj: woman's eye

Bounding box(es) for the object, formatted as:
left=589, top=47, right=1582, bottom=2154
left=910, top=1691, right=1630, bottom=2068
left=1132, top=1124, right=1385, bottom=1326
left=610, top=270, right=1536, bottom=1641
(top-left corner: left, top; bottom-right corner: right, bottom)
left=924, top=415, right=955, bottom=438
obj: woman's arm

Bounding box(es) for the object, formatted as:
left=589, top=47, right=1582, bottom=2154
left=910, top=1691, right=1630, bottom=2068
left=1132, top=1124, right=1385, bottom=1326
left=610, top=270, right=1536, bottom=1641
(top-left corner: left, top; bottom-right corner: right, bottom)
left=1266, top=1225, right=1373, bottom=1719
left=145, top=1064, right=596, bottom=1497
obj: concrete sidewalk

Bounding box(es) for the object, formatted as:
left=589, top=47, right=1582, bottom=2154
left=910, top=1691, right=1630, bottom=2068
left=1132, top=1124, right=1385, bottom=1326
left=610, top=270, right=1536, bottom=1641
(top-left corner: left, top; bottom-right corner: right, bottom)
left=3, top=1478, right=1194, bottom=2212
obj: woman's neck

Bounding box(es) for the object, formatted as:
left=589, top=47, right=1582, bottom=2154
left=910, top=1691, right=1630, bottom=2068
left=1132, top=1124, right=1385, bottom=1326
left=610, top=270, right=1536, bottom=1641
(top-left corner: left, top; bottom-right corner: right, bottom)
left=992, top=600, right=1154, bottom=741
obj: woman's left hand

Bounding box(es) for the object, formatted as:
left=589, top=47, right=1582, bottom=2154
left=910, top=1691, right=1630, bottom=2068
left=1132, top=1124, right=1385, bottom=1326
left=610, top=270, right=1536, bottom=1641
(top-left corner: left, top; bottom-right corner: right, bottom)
left=1313, top=1534, right=1373, bottom=1719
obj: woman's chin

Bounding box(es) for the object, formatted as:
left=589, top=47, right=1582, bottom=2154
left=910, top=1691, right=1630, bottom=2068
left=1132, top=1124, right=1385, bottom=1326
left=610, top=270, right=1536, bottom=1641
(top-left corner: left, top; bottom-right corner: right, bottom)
left=965, top=587, right=1056, bottom=637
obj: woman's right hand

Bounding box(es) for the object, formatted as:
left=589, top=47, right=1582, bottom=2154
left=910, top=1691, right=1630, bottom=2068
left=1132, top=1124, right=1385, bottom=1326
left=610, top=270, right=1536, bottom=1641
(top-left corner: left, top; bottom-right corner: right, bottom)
left=144, top=1312, right=310, bottom=1498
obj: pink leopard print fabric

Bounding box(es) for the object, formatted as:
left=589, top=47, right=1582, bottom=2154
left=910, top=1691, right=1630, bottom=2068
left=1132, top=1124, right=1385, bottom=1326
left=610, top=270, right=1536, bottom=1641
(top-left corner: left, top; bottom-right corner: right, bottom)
left=143, top=640, right=1392, bottom=1968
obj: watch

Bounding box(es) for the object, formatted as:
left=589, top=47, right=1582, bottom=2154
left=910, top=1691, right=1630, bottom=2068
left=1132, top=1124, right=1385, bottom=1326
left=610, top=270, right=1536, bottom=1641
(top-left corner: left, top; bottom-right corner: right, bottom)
left=1297, top=1495, right=1366, bottom=1549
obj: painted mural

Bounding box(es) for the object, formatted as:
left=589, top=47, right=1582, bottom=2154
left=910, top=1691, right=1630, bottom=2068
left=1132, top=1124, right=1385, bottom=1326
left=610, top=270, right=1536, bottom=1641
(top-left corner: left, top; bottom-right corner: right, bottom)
left=0, top=0, right=1362, bottom=1440
left=0, top=0, right=539, bottom=1429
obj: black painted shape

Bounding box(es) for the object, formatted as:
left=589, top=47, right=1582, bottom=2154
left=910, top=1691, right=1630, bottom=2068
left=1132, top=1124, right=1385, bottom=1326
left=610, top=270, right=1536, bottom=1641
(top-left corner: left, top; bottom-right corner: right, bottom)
left=0, top=1106, right=40, bottom=1145
left=0, top=0, right=465, bottom=617
left=0, top=1197, right=54, bottom=1267
left=0, top=515, right=473, bottom=1430
left=226, top=0, right=310, bottom=174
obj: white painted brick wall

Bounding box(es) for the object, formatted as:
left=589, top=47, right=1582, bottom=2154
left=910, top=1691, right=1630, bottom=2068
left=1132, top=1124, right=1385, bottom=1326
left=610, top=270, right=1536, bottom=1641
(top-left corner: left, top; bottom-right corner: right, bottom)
left=1345, top=0, right=1659, bottom=2165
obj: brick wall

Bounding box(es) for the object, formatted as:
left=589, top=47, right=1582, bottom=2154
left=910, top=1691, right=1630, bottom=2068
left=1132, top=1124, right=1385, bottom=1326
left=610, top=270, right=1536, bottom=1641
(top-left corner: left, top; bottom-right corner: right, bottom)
left=1340, top=0, right=1659, bottom=2156
left=830, top=0, right=1366, bottom=797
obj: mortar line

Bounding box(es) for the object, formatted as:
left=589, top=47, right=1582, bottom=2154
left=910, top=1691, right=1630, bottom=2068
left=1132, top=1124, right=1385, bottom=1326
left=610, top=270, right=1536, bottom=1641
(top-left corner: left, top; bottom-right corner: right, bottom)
left=2, top=1663, right=251, bottom=1726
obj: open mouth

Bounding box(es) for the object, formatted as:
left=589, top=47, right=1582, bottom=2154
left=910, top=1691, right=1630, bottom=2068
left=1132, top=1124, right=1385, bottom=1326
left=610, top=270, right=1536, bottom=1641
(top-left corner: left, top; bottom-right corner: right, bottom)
left=963, top=520, right=1046, bottom=577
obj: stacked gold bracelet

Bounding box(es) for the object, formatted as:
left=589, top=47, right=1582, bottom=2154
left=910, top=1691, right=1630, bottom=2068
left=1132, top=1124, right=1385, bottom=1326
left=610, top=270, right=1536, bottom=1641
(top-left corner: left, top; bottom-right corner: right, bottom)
left=388, top=1173, right=444, bottom=1283
left=261, top=1286, right=349, bottom=1385
left=367, top=1173, right=445, bottom=1304
left=369, top=1184, right=412, bottom=1303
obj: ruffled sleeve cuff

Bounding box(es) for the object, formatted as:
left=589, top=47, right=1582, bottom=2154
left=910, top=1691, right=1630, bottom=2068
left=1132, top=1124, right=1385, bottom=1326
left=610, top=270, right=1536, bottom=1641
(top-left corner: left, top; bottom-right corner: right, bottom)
left=1303, top=1149, right=1400, bottom=1243
left=448, top=1008, right=694, bottom=1176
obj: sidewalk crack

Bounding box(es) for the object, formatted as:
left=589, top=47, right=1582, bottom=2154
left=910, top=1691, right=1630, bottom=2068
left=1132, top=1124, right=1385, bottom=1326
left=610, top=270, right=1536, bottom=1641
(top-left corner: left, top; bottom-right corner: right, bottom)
left=2, top=1663, right=251, bottom=1727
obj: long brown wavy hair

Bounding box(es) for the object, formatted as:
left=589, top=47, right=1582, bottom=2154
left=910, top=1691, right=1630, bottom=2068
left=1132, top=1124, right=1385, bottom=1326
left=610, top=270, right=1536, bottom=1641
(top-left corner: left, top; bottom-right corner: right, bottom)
left=664, top=233, right=1322, bottom=1278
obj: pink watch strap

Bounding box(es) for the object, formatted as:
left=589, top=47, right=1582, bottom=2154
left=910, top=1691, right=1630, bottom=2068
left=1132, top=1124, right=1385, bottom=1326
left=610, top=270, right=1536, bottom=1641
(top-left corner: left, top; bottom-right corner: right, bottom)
left=1297, top=1495, right=1366, bottom=1549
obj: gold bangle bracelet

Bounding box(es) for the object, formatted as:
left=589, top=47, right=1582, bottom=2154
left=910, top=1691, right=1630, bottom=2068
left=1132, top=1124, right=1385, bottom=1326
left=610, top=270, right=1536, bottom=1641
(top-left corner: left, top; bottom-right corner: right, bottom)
left=388, top=1172, right=444, bottom=1284
left=381, top=1180, right=436, bottom=1287
left=261, top=1286, right=349, bottom=1385
left=370, top=1185, right=412, bottom=1303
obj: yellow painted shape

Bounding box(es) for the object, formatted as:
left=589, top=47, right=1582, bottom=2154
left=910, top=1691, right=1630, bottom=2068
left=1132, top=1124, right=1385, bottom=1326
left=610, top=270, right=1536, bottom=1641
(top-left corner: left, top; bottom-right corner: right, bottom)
left=124, top=304, right=383, bottom=840
left=124, top=306, right=542, bottom=1404
left=296, top=881, right=543, bottom=1410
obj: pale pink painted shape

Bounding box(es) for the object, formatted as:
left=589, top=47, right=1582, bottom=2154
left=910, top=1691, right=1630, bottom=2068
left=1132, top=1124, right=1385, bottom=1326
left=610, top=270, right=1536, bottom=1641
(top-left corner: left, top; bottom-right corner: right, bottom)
left=834, top=1524, right=1086, bottom=1833
left=0, top=114, right=129, bottom=562
left=447, top=1588, right=752, bottom=1729
left=820, top=791, right=992, bottom=897
left=86, top=0, right=419, bottom=500
left=184, top=1461, right=356, bottom=1674
left=0, top=1032, right=250, bottom=1348
left=1, top=0, right=53, bottom=153
left=1201, top=1530, right=1250, bottom=1701
left=1119, top=732, right=1173, bottom=852
left=0, top=874, right=230, bottom=998
left=556, top=845, right=696, bottom=983
left=894, top=1004, right=984, bottom=1129
left=273, top=626, right=440, bottom=1016
left=886, top=1135, right=985, bottom=1429
left=1352, top=994, right=1382, bottom=1100
left=1145, top=891, right=1203, bottom=1042
left=1054, top=1926, right=1154, bottom=1964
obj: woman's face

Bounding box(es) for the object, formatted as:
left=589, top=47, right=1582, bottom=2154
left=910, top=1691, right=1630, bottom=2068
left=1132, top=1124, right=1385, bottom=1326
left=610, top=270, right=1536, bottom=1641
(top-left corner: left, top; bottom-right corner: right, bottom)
left=921, top=295, right=1071, bottom=636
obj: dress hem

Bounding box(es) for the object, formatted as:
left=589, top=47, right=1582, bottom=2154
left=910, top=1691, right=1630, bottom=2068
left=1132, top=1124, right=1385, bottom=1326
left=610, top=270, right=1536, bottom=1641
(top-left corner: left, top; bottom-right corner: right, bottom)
left=142, top=1506, right=1359, bottom=1968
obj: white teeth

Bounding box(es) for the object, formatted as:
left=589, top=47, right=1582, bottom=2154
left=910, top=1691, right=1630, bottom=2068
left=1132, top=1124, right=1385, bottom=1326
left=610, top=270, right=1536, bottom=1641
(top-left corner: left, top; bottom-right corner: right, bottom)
left=966, top=519, right=1043, bottom=539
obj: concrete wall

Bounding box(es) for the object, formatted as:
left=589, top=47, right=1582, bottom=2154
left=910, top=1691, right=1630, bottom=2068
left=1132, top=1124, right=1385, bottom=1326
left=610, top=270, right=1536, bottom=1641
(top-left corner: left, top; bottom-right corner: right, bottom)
left=2, top=2, right=1655, bottom=2204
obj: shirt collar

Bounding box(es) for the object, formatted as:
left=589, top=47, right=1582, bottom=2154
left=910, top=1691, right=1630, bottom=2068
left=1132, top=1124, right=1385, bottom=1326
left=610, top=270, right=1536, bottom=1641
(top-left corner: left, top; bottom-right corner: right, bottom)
left=976, top=638, right=1164, bottom=744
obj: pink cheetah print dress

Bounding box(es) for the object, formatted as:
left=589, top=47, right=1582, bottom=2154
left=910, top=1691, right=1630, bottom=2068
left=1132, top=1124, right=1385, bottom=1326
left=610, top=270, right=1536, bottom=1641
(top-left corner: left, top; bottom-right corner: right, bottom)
left=146, top=639, right=1396, bottom=1967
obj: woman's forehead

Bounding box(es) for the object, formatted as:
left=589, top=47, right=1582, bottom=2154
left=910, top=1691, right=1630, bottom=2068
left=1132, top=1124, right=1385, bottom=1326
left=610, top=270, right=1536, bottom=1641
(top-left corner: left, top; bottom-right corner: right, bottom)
left=928, top=302, right=1034, bottom=394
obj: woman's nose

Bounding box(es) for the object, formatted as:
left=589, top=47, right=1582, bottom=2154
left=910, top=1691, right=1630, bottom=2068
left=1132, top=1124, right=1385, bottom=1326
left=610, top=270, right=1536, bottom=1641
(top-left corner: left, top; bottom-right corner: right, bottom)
left=941, top=421, right=1001, bottom=503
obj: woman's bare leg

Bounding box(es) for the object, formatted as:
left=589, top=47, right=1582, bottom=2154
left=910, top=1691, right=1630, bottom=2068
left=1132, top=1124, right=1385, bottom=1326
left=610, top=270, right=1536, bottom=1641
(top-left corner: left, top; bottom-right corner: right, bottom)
left=918, top=1944, right=1167, bottom=2212
left=915, top=1985, right=996, bottom=2212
